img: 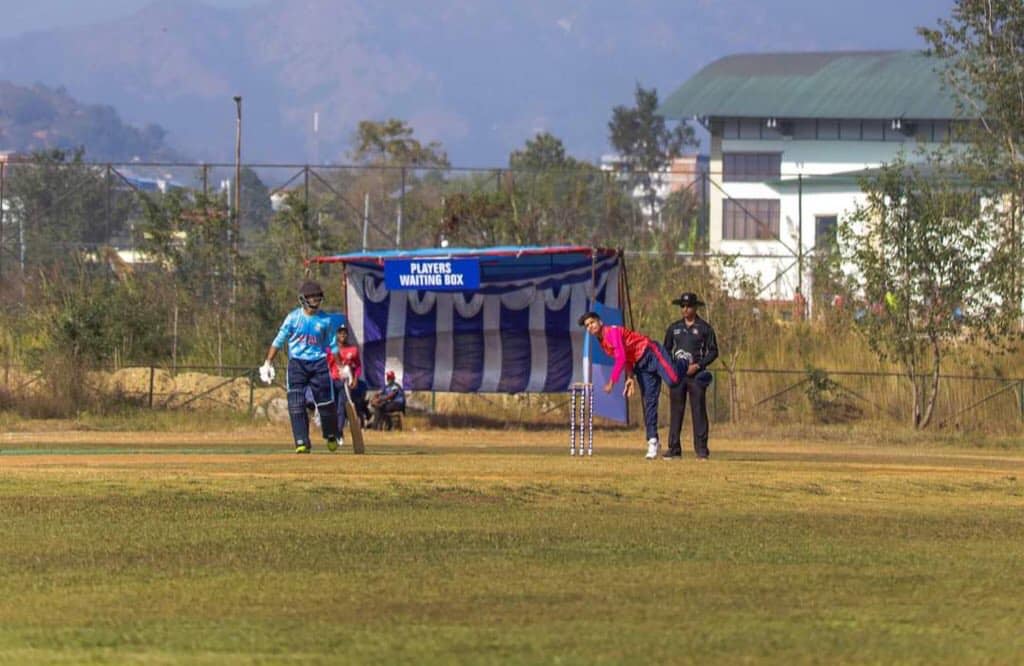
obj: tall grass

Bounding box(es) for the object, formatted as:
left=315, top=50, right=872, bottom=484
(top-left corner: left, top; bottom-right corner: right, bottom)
left=2, top=253, right=1023, bottom=432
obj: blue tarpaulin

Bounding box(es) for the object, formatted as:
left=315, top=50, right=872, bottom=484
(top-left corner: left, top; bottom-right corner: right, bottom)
left=310, top=246, right=623, bottom=393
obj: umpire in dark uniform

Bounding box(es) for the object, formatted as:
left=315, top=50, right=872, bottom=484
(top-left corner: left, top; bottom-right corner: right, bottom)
left=663, top=292, right=719, bottom=459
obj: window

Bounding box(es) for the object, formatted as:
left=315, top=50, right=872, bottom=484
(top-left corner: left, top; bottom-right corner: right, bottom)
left=723, top=199, right=780, bottom=240
left=793, top=119, right=816, bottom=140
left=862, top=120, right=884, bottom=140
left=723, top=153, right=782, bottom=182
left=739, top=118, right=761, bottom=139
left=817, top=119, right=840, bottom=139
left=840, top=119, right=861, bottom=140
left=815, top=215, right=838, bottom=252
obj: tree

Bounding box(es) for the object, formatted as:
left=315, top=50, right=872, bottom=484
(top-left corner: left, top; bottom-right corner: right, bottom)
left=347, top=119, right=450, bottom=249
left=509, top=132, right=577, bottom=170
left=4, top=149, right=129, bottom=288
left=920, top=1, right=1024, bottom=311
left=351, top=119, right=449, bottom=168
left=608, top=85, right=697, bottom=222
left=239, top=167, right=273, bottom=238
left=840, top=152, right=1017, bottom=429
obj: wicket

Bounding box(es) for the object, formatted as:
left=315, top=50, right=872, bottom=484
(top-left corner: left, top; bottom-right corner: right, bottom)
left=569, top=382, right=594, bottom=456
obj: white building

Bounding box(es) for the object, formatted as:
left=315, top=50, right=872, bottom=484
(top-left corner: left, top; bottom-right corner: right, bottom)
left=661, top=51, right=964, bottom=308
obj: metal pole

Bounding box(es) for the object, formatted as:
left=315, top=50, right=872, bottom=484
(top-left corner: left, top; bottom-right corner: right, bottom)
left=148, top=365, right=155, bottom=408
left=19, top=205, right=25, bottom=298
left=396, top=166, right=405, bottom=248
left=362, top=192, right=369, bottom=251
left=234, top=96, right=242, bottom=234
left=201, top=163, right=208, bottom=195
left=304, top=165, right=310, bottom=224
left=105, top=164, right=111, bottom=244
left=233, top=96, right=242, bottom=312
left=797, top=173, right=803, bottom=318
left=317, top=210, right=323, bottom=254
left=702, top=170, right=709, bottom=252
left=0, top=160, right=5, bottom=278
left=249, top=369, right=256, bottom=416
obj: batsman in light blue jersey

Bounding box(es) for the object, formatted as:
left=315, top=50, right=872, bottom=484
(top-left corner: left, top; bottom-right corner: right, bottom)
left=260, top=280, right=341, bottom=453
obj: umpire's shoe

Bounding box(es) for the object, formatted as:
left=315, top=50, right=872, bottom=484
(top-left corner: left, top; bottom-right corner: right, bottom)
left=662, top=449, right=683, bottom=460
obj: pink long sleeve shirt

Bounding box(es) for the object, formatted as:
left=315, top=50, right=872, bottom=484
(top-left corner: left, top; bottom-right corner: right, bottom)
left=596, top=325, right=653, bottom=384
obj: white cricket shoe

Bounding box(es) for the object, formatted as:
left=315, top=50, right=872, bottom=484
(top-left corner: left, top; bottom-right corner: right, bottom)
left=645, top=438, right=660, bottom=459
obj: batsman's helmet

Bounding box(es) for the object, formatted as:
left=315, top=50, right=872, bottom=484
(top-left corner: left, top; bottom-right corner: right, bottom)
left=386, top=370, right=396, bottom=381
left=298, top=280, right=324, bottom=310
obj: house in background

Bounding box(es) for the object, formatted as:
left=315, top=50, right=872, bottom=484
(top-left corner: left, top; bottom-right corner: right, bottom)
left=660, top=51, right=965, bottom=311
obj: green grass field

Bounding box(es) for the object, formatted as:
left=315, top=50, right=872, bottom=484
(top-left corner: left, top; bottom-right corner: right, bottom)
left=1, top=426, right=1022, bottom=664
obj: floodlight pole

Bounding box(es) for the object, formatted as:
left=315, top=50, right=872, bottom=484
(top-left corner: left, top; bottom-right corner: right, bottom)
left=232, top=95, right=242, bottom=311
left=0, top=160, right=5, bottom=279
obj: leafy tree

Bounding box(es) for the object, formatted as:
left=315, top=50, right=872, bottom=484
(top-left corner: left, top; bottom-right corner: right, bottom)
left=840, top=152, right=1017, bottom=429
left=659, top=188, right=702, bottom=253
left=439, top=187, right=515, bottom=247
left=4, top=149, right=129, bottom=286
left=509, top=132, right=578, bottom=170
left=239, top=166, right=273, bottom=238
left=434, top=132, right=636, bottom=248
left=920, top=1, right=1024, bottom=308
left=346, top=119, right=450, bottom=249
left=351, top=119, right=449, bottom=168
left=261, top=191, right=331, bottom=283
left=608, top=85, right=697, bottom=222
left=502, top=132, right=615, bottom=245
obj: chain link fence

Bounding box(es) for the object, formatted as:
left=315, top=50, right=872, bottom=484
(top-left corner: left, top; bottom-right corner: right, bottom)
left=2, top=361, right=1021, bottom=432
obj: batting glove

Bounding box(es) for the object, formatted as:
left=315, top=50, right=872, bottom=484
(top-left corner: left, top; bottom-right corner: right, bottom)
left=259, top=361, right=276, bottom=384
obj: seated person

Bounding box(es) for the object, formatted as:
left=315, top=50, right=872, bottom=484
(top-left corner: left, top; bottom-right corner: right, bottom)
left=368, top=370, right=405, bottom=429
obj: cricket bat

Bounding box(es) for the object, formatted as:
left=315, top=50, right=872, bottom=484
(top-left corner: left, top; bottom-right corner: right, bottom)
left=343, top=383, right=365, bottom=454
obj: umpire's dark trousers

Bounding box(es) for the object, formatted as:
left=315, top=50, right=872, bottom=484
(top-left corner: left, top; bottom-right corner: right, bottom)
left=668, top=376, right=710, bottom=458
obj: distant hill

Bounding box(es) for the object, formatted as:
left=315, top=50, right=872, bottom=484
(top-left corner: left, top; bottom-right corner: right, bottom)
left=0, top=81, right=178, bottom=161
left=0, top=0, right=942, bottom=166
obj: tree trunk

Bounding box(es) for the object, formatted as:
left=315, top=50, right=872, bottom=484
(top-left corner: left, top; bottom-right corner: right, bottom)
left=906, top=354, right=921, bottom=429
left=919, top=339, right=942, bottom=429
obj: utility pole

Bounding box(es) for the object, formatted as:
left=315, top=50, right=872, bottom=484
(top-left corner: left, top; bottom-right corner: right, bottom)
left=0, top=160, right=5, bottom=280
left=397, top=166, right=405, bottom=248
left=232, top=95, right=242, bottom=312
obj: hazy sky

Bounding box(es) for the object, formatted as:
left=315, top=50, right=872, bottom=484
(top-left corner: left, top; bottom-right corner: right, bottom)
left=0, top=0, right=264, bottom=37
left=0, top=0, right=959, bottom=163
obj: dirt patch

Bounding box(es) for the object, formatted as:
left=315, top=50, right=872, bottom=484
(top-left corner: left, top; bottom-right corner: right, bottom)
left=69, top=368, right=281, bottom=412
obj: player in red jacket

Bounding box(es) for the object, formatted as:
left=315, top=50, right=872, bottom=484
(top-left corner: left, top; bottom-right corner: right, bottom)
left=325, top=323, right=369, bottom=443
left=578, top=311, right=684, bottom=459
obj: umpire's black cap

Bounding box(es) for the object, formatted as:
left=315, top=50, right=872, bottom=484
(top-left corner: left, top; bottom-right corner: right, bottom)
left=671, top=292, right=705, bottom=307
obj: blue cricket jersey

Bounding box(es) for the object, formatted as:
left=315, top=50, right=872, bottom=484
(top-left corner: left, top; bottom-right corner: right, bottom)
left=271, top=307, right=332, bottom=361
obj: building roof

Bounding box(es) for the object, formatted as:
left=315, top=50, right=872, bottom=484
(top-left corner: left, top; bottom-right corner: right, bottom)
left=661, top=51, right=964, bottom=121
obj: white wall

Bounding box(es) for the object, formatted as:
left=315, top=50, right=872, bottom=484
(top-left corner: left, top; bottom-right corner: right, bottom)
left=711, top=136, right=934, bottom=305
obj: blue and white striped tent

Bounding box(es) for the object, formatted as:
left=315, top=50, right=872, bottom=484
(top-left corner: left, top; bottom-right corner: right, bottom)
left=311, top=246, right=623, bottom=393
